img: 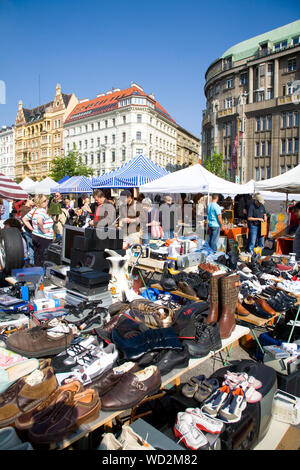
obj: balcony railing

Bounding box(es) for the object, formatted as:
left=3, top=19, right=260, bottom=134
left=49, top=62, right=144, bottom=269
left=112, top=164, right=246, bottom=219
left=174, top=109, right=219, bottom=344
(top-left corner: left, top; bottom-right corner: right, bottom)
left=217, top=106, right=237, bottom=118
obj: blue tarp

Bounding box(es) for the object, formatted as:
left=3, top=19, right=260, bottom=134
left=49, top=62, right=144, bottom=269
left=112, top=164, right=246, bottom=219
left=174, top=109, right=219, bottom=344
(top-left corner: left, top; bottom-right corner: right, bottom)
left=50, top=176, right=92, bottom=194
left=92, top=154, right=169, bottom=188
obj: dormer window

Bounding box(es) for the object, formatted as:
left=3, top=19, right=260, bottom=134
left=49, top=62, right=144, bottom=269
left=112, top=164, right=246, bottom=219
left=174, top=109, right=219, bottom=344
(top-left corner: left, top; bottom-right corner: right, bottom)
left=292, top=36, right=299, bottom=46
left=274, top=40, right=288, bottom=51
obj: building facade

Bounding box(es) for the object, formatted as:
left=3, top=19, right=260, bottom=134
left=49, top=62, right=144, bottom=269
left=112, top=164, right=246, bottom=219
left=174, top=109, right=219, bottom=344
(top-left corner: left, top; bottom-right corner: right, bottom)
left=0, top=125, right=15, bottom=179
left=14, top=84, right=78, bottom=181
left=64, top=83, right=199, bottom=176
left=202, top=20, right=300, bottom=183
left=176, top=125, right=200, bottom=167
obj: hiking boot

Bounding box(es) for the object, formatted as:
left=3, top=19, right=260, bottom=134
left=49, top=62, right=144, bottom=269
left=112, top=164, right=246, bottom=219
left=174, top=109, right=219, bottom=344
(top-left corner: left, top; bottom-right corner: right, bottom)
left=0, top=367, right=58, bottom=427
left=182, top=320, right=222, bottom=358
left=6, top=319, right=74, bottom=358
left=129, top=299, right=174, bottom=328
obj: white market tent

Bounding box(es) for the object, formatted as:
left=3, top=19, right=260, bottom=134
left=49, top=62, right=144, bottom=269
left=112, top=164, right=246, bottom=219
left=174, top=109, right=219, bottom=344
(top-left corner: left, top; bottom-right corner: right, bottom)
left=27, top=177, right=57, bottom=195
left=240, top=179, right=300, bottom=201
left=255, top=165, right=300, bottom=194
left=140, top=163, right=253, bottom=195
left=19, top=177, right=35, bottom=190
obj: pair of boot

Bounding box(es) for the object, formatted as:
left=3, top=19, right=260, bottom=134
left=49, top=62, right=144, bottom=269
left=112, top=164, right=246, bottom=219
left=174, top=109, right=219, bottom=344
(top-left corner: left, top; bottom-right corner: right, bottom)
left=207, top=272, right=240, bottom=339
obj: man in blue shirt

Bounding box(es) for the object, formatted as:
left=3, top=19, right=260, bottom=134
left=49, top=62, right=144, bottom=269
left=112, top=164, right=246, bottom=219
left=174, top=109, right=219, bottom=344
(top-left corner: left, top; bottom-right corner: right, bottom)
left=207, top=194, right=224, bottom=251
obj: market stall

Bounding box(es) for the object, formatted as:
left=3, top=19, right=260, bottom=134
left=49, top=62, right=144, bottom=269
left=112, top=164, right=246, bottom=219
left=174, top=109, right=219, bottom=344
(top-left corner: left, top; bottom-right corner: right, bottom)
left=50, top=175, right=93, bottom=194
left=26, top=177, right=57, bottom=195
left=92, top=154, right=169, bottom=189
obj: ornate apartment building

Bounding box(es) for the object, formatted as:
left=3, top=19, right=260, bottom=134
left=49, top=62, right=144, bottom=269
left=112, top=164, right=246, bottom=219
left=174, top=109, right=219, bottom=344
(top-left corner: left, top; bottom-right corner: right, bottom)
left=64, top=83, right=199, bottom=176
left=14, top=84, right=78, bottom=181
left=0, top=125, right=15, bottom=179
left=202, top=20, right=300, bottom=183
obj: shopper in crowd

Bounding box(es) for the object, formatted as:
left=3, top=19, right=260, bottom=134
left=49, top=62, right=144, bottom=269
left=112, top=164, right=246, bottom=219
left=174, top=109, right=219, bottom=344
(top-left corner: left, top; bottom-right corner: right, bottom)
left=22, top=194, right=54, bottom=267
left=141, top=197, right=162, bottom=244
left=90, top=190, right=115, bottom=228
left=160, top=195, right=179, bottom=240
left=287, top=200, right=300, bottom=235
left=48, top=192, right=66, bottom=240
left=207, top=193, right=224, bottom=252
left=292, top=202, right=300, bottom=261
left=247, top=193, right=267, bottom=254
left=119, top=189, right=146, bottom=248
left=19, top=197, right=35, bottom=265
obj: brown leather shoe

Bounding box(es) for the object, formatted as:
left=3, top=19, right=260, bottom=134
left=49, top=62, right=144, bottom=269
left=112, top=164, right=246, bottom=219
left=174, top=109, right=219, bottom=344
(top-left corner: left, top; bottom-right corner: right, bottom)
left=27, top=388, right=100, bottom=444
left=102, top=314, right=122, bottom=333
left=0, top=367, right=57, bottom=428
left=15, top=380, right=83, bottom=431
left=89, top=362, right=139, bottom=396
left=6, top=320, right=74, bottom=358
left=177, top=281, right=198, bottom=297
left=255, top=297, right=277, bottom=316
left=101, top=365, right=161, bottom=411
left=219, top=274, right=239, bottom=339
left=236, top=301, right=251, bottom=316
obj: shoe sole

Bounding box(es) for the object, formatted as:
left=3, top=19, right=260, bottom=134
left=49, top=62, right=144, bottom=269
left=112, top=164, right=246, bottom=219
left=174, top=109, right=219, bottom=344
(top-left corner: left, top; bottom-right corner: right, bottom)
left=101, top=385, right=162, bottom=411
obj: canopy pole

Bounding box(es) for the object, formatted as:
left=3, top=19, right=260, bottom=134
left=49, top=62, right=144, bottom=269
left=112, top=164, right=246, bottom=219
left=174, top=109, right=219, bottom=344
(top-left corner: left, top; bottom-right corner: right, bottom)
left=286, top=192, right=288, bottom=212
left=206, top=191, right=210, bottom=238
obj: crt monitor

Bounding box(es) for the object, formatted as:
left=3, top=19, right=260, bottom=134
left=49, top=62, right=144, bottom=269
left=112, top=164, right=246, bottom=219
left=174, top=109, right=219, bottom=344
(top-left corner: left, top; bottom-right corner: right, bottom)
left=62, top=225, right=86, bottom=264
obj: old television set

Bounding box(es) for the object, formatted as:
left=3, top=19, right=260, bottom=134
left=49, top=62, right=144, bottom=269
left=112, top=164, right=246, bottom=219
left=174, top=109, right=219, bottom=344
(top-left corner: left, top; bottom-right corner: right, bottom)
left=61, top=225, right=86, bottom=264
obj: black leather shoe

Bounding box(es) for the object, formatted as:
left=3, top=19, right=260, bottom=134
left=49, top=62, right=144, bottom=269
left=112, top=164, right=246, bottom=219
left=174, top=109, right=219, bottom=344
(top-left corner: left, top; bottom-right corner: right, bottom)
left=242, top=300, right=272, bottom=319
left=152, top=347, right=190, bottom=375
left=182, top=321, right=222, bottom=358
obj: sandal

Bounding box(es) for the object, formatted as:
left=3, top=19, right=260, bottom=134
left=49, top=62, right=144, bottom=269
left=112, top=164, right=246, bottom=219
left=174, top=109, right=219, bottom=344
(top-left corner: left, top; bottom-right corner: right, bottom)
left=194, top=378, right=219, bottom=403
left=181, top=375, right=206, bottom=398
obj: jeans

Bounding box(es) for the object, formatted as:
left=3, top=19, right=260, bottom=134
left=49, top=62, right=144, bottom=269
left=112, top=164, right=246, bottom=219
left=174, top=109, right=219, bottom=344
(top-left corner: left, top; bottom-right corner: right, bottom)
left=248, top=224, right=264, bottom=254
left=163, top=229, right=174, bottom=240
left=23, top=231, right=34, bottom=264
left=208, top=226, right=220, bottom=252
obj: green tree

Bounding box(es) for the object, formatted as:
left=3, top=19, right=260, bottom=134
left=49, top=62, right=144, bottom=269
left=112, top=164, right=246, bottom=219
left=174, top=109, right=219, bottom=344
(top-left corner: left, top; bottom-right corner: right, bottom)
left=50, top=146, right=94, bottom=181
left=203, top=150, right=227, bottom=179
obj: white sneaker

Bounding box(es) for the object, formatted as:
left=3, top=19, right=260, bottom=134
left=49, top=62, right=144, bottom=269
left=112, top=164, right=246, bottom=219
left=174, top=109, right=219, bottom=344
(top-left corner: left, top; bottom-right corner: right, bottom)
left=218, top=388, right=247, bottom=423
left=75, top=343, right=118, bottom=383
left=174, top=412, right=209, bottom=450
left=185, top=408, right=224, bottom=434
left=118, top=425, right=155, bottom=450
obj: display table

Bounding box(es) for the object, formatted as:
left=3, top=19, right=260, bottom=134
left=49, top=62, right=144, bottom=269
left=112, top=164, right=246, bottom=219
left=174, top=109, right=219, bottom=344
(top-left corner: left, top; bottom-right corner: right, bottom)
left=276, top=236, right=294, bottom=255
left=53, top=325, right=250, bottom=450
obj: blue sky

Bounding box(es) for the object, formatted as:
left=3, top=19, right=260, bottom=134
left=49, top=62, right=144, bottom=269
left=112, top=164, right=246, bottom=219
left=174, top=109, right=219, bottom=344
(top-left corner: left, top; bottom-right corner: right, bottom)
left=0, top=0, right=299, bottom=136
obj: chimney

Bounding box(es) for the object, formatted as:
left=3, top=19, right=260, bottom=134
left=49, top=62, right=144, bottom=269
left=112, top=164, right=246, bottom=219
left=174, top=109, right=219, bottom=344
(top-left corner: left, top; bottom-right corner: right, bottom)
left=18, top=100, right=23, bottom=110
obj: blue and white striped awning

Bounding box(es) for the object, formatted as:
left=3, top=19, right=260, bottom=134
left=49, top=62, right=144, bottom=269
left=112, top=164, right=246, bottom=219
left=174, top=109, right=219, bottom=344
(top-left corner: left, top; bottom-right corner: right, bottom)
left=92, top=155, right=169, bottom=188
left=50, top=176, right=93, bottom=194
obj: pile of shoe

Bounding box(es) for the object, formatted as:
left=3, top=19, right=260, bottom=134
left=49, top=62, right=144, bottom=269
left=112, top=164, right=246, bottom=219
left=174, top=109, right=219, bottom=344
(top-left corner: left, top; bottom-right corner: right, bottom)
left=100, top=424, right=155, bottom=450
left=201, top=370, right=262, bottom=424
left=0, top=358, right=101, bottom=444
left=174, top=408, right=224, bottom=450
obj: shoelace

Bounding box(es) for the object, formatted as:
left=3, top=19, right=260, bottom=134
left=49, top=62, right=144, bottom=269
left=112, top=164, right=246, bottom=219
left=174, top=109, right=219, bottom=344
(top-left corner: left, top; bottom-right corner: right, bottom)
left=176, top=421, right=203, bottom=445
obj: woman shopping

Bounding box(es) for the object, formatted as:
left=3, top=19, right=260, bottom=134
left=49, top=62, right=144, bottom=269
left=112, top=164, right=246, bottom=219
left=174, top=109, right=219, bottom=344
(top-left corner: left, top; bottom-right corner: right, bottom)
left=22, top=194, right=54, bottom=267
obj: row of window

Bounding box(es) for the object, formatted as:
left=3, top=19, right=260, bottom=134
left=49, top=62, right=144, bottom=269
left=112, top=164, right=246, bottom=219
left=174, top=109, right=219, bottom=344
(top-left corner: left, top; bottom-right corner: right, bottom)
left=281, top=138, right=299, bottom=155
left=255, top=141, right=272, bottom=157
left=255, top=166, right=271, bottom=180
left=281, top=111, right=299, bottom=128
left=256, top=115, right=272, bottom=132
left=67, top=115, right=176, bottom=138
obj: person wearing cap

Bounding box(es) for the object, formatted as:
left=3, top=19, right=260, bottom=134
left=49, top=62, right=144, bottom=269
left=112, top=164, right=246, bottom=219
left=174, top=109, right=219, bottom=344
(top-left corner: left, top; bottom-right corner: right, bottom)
left=247, top=193, right=267, bottom=254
